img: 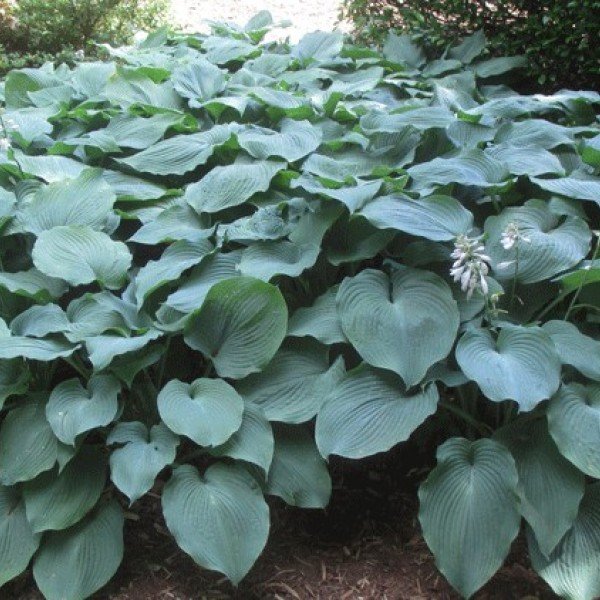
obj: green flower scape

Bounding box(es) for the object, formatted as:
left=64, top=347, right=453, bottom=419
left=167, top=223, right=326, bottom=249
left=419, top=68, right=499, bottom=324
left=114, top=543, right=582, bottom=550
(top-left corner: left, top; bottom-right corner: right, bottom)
left=1, top=11, right=600, bottom=600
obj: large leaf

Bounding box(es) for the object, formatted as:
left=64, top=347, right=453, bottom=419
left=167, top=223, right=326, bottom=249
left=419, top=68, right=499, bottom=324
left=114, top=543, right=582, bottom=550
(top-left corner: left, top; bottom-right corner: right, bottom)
left=118, top=124, right=234, bottom=175
left=495, top=417, right=584, bottom=557
left=134, top=239, right=213, bottom=308
left=316, top=364, right=438, bottom=459
left=531, top=174, right=600, bottom=206
left=185, top=160, right=286, bottom=214
left=172, top=60, right=227, bottom=105
left=455, top=325, right=561, bottom=411
left=162, top=463, right=269, bottom=585
left=165, top=251, right=241, bottom=314
left=0, top=398, right=60, bottom=485
left=32, top=225, right=132, bottom=290
left=0, top=485, right=41, bottom=586
left=360, top=193, right=474, bottom=241
left=183, top=277, right=288, bottom=379
left=33, top=500, right=124, bottom=600
left=237, top=338, right=344, bottom=424
left=238, top=119, right=322, bottom=162
left=418, top=437, right=520, bottom=599
left=548, top=383, right=600, bottom=479
left=16, top=169, right=116, bottom=234
left=266, top=425, right=331, bottom=508
left=529, top=482, right=600, bottom=600
left=337, top=267, right=459, bottom=386
left=108, top=422, right=179, bottom=504
left=158, top=378, right=243, bottom=447
left=292, top=31, right=344, bottom=63
left=46, top=375, right=121, bottom=445
left=484, top=200, right=591, bottom=284
left=543, top=320, right=600, bottom=381
left=211, top=403, right=274, bottom=474
left=23, top=445, right=106, bottom=532
left=287, top=287, right=346, bottom=345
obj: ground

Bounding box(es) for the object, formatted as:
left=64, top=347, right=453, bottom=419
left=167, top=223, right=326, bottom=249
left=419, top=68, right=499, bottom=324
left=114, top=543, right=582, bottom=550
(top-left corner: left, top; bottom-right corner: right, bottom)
left=10, top=449, right=554, bottom=600
left=168, top=0, right=349, bottom=40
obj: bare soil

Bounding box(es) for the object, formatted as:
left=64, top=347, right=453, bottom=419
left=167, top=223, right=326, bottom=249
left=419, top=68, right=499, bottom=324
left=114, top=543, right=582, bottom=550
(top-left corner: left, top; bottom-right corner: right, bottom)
left=8, top=449, right=555, bottom=600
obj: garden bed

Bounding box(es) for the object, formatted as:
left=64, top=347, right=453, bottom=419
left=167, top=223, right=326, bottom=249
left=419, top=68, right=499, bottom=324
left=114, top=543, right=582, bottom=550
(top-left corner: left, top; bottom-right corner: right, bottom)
left=11, top=452, right=554, bottom=599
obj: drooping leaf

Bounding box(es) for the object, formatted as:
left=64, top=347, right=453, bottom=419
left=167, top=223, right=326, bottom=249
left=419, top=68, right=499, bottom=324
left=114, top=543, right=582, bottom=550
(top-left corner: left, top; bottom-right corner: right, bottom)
left=32, top=225, right=132, bottom=290
left=162, top=463, right=269, bottom=585
left=23, top=445, right=106, bottom=532
left=211, top=403, right=274, bottom=474
left=185, top=160, right=286, bottom=214
left=0, top=485, right=41, bottom=586
left=316, top=364, right=438, bottom=459
left=529, top=482, right=600, bottom=600
left=418, top=437, right=520, bottom=599
left=0, top=398, right=61, bottom=485
left=33, top=500, right=124, bottom=600
left=495, top=417, right=584, bottom=557
left=237, top=339, right=345, bottom=424
left=267, top=425, right=331, bottom=508
left=543, top=320, right=600, bottom=381
left=183, top=277, right=288, bottom=379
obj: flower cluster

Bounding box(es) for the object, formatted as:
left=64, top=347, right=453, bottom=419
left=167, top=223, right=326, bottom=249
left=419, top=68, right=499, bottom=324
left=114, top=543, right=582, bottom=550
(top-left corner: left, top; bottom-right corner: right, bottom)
left=500, top=221, right=530, bottom=250
left=0, top=111, right=18, bottom=152
left=450, top=234, right=491, bottom=299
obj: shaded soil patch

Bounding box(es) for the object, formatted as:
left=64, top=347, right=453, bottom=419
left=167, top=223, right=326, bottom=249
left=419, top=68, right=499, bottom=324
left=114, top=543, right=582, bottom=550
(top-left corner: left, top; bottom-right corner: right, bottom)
left=9, top=448, right=555, bottom=599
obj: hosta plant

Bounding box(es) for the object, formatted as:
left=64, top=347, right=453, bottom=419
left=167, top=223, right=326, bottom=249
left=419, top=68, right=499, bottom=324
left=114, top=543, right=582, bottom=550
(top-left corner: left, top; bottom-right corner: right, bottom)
left=1, top=12, right=600, bottom=600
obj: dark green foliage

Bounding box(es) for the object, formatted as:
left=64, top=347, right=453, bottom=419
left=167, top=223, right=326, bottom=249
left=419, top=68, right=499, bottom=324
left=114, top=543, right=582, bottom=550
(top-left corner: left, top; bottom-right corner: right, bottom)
left=340, top=0, right=600, bottom=90
left=0, top=0, right=169, bottom=74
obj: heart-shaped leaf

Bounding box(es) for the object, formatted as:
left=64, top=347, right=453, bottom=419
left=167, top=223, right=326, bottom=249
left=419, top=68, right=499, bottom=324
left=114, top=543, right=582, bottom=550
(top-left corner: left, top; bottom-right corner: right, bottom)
left=162, top=463, right=269, bottom=585
left=337, top=267, right=459, bottom=386
left=484, top=200, right=591, bottom=284
left=456, top=325, right=561, bottom=410
left=46, top=375, right=121, bottom=445
left=418, top=437, right=520, bottom=599
left=543, top=320, right=600, bottom=381
left=548, top=383, right=600, bottom=479
left=108, top=422, right=179, bottom=504
left=158, top=378, right=243, bottom=447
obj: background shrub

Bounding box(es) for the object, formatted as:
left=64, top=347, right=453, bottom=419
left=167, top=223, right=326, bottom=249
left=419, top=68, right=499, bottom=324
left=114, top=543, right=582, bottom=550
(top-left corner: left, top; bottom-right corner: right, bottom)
left=339, top=0, right=600, bottom=91
left=0, top=0, right=169, bottom=74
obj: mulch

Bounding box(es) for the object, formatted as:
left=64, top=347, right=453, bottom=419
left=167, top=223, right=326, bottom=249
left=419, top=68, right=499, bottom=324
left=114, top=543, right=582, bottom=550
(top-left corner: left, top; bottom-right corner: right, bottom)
left=8, top=447, right=556, bottom=600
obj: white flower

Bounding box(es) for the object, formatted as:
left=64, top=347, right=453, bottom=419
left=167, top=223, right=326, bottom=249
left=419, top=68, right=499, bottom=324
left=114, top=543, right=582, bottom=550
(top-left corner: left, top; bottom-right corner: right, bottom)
left=0, top=137, right=10, bottom=152
left=133, top=30, right=148, bottom=44
left=74, top=49, right=85, bottom=61
left=450, top=234, right=491, bottom=299
left=500, top=222, right=530, bottom=250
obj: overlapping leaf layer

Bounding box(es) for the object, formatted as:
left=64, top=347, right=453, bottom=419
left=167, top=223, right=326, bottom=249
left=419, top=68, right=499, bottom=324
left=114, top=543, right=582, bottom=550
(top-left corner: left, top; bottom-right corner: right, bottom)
left=0, top=12, right=599, bottom=600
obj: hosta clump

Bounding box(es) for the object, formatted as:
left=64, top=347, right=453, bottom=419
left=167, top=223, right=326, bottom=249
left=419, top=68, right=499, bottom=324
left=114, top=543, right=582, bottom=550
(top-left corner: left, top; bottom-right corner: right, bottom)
left=0, top=11, right=599, bottom=599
